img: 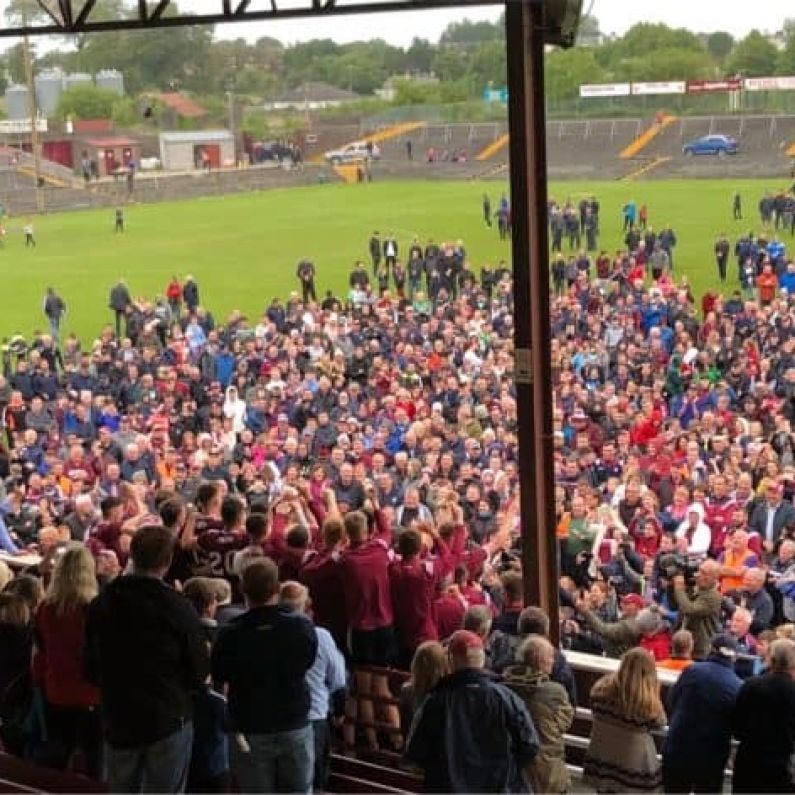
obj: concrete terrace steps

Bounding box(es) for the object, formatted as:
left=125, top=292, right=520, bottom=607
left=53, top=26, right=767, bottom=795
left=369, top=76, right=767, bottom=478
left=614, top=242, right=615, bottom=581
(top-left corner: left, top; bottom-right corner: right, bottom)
left=476, top=132, right=510, bottom=161
left=619, top=115, right=677, bottom=159
left=363, top=121, right=426, bottom=145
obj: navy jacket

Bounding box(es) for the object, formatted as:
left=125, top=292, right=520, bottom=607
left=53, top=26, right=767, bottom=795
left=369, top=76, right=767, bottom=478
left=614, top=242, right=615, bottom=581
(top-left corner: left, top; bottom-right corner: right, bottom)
left=405, top=668, right=538, bottom=793
left=211, top=605, right=317, bottom=735
left=663, top=656, right=742, bottom=772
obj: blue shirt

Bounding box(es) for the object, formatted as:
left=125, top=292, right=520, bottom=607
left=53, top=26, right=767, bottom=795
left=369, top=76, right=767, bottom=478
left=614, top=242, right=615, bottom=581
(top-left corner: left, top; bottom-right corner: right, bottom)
left=0, top=515, right=19, bottom=555
left=307, top=626, right=346, bottom=721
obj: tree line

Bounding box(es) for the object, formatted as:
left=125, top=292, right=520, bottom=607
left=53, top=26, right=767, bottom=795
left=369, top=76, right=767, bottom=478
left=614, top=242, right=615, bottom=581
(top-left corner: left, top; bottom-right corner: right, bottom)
left=1, top=1, right=794, bottom=111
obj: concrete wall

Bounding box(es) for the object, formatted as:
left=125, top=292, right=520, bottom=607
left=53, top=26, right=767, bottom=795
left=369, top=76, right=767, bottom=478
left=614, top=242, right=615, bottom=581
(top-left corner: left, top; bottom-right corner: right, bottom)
left=160, top=138, right=235, bottom=171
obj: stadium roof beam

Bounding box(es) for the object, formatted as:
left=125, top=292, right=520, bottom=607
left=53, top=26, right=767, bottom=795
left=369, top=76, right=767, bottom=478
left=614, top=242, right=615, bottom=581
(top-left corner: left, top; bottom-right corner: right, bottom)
left=6, top=0, right=500, bottom=38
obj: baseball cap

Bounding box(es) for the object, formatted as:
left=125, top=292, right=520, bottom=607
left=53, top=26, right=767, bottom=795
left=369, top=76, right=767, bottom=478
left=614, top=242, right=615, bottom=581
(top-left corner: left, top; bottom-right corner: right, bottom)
left=448, top=630, right=484, bottom=657
left=710, top=632, right=739, bottom=659
left=620, top=593, right=645, bottom=610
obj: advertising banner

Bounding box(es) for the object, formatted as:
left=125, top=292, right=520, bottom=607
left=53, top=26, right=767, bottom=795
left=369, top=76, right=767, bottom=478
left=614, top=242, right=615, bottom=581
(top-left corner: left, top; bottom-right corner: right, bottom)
left=579, top=83, right=631, bottom=98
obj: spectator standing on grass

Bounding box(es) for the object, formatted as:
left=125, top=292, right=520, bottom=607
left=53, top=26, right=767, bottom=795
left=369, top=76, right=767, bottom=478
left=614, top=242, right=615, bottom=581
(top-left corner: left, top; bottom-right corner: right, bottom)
left=296, top=259, right=317, bottom=305
left=23, top=219, right=35, bottom=248
left=756, top=262, right=778, bottom=305
left=715, top=233, right=730, bottom=283
left=42, top=288, right=65, bottom=340
left=622, top=200, right=636, bottom=231
left=405, top=629, right=539, bottom=793
left=212, top=559, right=317, bottom=794
left=114, top=208, right=124, bottom=233
left=368, top=231, right=381, bottom=273
left=166, top=276, right=182, bottom=315
left=108, top=279, right=131, bottom=337
left=85, top=525, right=210, bottom=793
left=732, top=638, right=795, bottom=793
left=662, top=632, right=742, bottom=794
left=183, top=275, right=200, bottom=315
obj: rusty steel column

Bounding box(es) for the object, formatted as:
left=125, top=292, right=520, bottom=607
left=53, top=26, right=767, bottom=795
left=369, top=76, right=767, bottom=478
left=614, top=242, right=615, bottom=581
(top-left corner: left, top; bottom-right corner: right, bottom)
left=505, top=0, right=559, bottom=641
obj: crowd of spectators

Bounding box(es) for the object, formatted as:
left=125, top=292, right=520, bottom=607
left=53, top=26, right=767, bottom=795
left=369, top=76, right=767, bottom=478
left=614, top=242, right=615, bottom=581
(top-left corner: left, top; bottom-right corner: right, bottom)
left=1, top=194, right=795, bottom=791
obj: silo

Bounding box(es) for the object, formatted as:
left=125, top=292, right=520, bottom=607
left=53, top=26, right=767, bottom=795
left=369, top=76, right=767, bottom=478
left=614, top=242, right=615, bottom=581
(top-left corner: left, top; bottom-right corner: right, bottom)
left=96, top=69, right=124, bottom=96
left=5, top=85, right=30, bottom=120
left=63, top=72, right=92, bottom=92
left=34, top=70, right=63, bottom=118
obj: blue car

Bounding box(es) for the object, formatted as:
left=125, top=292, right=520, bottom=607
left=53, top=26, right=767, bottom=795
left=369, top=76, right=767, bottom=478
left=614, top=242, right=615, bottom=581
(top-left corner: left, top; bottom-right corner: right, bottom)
left=682, top=134, right=739, bottom=156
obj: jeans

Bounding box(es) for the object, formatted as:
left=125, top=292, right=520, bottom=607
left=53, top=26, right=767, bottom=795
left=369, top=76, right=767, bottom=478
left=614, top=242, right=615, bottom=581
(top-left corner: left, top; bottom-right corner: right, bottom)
left=311, top=719, right=331, bottom=791
left=48, top=317, right=60, bottom=340
left=105, top=722, right=193, bottom=793
left=231, top=725, right=314, bottom=794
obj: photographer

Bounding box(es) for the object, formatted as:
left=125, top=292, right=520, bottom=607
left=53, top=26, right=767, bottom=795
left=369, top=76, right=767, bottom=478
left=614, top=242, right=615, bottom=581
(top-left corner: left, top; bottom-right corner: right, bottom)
left=672, top=560, right=722, bottom=659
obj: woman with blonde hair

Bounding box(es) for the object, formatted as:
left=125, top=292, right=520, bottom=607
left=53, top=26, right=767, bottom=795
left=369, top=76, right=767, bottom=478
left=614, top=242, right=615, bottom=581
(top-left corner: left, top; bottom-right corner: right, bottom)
left=33, top=543, right=102, bottom=778
left=399, top=640, right=448, bottom=735
left=583, top=647, right=666, bottom=792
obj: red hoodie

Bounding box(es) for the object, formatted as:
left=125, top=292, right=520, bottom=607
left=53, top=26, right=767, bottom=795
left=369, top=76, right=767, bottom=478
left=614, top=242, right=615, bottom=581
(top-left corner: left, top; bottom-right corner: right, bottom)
left=433, top=592, right=466, bottom=641
left=389, top=543, right=450, bottom=654
left=301, top=550, right=348, bottom=651
left=340, top=527, right=394, bottom=632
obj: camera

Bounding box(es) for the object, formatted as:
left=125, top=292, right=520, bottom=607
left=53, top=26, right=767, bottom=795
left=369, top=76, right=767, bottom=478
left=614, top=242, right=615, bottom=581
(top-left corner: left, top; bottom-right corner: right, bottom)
left=658, top=553, right=700, bottom=586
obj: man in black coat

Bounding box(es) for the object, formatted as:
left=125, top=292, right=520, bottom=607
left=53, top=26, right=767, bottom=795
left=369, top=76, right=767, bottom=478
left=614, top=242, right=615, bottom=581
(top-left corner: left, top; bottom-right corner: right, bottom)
left=183, top=276, right=200, bottom=314
left=659, top=224, right=678, bottom=269
left=85, top=525, right=210, bottom=793
left=732, top=638, right=795, bottom=792
left=108, top=279, right=132, bottom=337
left=368, top=232, right=381, bottom=274
left=715, top=233, right=730, bottom=283
left=296, top=259, right=317, bottom=304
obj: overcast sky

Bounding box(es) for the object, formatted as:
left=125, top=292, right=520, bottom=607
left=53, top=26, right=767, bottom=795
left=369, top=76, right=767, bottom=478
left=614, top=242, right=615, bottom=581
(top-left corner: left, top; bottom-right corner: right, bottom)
left=0, top=1, right=792, bottom=48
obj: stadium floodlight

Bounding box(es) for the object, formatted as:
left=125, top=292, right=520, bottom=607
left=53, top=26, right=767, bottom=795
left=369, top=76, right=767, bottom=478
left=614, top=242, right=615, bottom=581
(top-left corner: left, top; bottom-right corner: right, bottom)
left=541, top=0, right=584, bottom=49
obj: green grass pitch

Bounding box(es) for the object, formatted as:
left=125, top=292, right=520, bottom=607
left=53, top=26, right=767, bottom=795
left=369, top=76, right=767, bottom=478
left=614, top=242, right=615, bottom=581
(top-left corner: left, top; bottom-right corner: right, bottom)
left=0, top=177, right=789, bottom=343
